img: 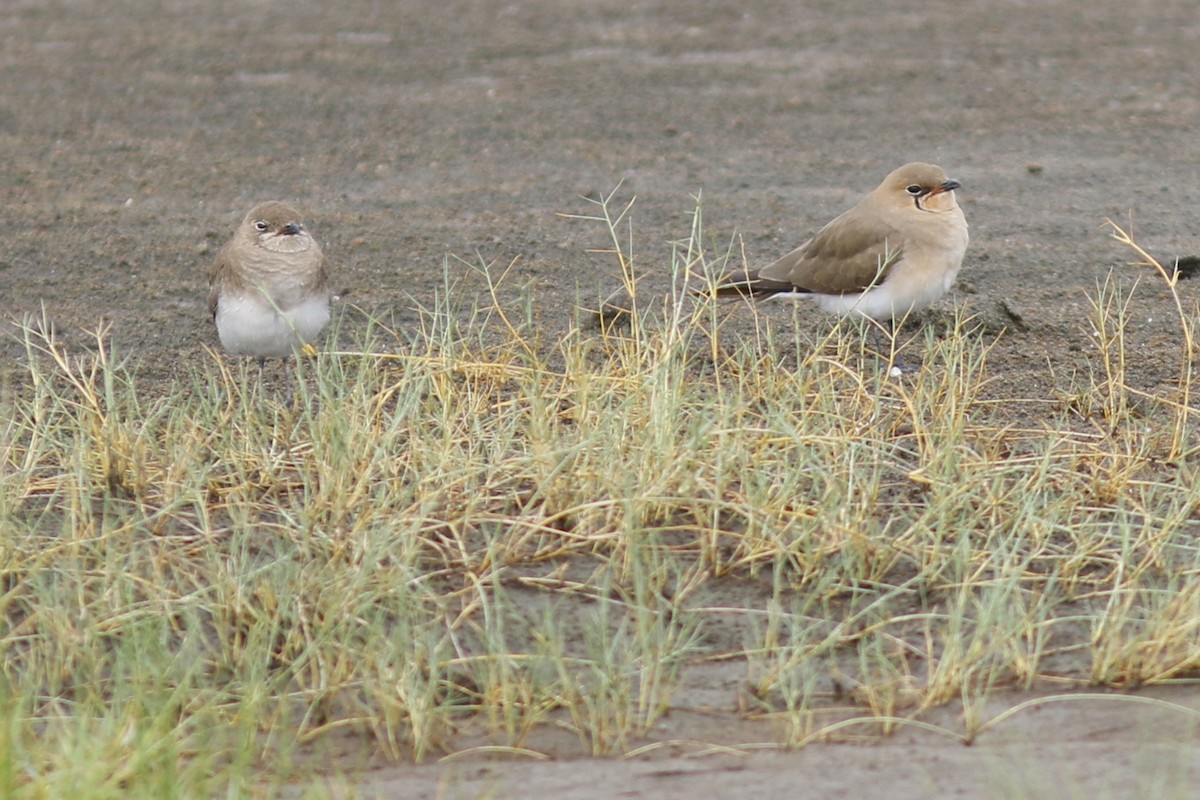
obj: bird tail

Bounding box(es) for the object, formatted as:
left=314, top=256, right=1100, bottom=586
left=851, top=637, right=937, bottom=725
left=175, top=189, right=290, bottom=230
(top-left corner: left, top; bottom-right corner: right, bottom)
left=706, top=269, right=800, bottom=299
left=593, top=269, right=801, bottom=325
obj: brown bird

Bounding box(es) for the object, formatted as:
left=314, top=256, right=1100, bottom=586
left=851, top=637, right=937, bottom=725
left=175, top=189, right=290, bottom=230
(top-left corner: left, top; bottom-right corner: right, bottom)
left=712, top=162, right=968, bottom=320
left=208, top=201, right=330, bottom=365
left=598, top=162, right=968, bottom=325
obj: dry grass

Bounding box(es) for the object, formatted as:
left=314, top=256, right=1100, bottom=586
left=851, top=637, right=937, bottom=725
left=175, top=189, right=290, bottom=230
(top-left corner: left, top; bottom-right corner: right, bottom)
left=2, top=201, right=1200, bottom=797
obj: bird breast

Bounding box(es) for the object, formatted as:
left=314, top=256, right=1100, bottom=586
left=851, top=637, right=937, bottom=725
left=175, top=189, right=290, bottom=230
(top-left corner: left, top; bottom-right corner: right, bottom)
left=236, top=245, right=325, bottom=308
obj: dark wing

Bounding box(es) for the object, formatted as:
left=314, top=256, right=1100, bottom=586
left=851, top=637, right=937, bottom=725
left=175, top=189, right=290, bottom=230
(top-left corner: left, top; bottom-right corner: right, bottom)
left=312, top=256, right=330, bottom=297
left=759, top=211, right=904, bottom=294
left=709, top=268, right=800, bottom=298
left=207, top=246, right=232, bottom=320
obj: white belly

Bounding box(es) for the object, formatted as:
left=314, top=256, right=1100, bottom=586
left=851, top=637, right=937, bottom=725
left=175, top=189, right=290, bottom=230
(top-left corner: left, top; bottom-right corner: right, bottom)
left=215, top=293, right=330, bottom=358
left=770, top=248, right=964, bottom=321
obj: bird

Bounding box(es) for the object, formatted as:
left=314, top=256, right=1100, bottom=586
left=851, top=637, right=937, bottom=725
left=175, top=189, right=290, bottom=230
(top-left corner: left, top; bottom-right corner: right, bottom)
left=709, top=162, right=968, bottom=321
left=597, top=162, right=968, bottom=328
left=208, top=201, right=330, bottom=367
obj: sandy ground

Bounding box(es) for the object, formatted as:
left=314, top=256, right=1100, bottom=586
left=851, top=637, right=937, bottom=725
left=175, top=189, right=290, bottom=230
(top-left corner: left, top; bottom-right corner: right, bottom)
left=5, top=0, right=1200, bottom=796
left=348, top=687, right=1200, bottom=799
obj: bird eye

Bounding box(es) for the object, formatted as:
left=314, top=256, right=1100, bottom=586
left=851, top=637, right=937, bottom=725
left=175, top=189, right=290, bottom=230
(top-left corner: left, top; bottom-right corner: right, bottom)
left=905, top=184, right=924, bottom=196
left=254, top=220, right=269, bottom=231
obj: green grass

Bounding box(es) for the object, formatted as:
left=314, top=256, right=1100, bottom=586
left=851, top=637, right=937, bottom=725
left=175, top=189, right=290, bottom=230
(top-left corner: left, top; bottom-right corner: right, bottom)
left=2, top=200, right=1200, bottom=796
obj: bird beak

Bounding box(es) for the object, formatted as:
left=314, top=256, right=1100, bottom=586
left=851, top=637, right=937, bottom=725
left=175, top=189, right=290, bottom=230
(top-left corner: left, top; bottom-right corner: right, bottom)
left=929, top=179, right=961, bottom=196
left=280, top=223, right=302, bottom=236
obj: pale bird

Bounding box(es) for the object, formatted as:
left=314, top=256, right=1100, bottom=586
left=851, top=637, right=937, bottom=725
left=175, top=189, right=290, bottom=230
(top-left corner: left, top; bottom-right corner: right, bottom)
left=208, top=201, right=330, bottom=366
left=598, top=162, right=968, bottom=327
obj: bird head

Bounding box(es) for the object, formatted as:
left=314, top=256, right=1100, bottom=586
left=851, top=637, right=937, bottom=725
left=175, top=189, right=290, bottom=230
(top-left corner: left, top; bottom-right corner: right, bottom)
left=879, top=162, right=961, bottom=213
left=241, top=201, right=315, bottom=254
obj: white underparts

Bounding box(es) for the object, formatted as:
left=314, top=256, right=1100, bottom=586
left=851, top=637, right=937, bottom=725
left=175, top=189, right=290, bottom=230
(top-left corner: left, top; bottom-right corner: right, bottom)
left=215, top=292, right=330, bottom=358
left=767, top=257, right=962, bottom=321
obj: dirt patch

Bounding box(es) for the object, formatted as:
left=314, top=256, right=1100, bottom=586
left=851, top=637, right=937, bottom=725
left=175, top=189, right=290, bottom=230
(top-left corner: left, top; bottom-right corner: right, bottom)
left=327, top=685, right=1200, bottom=799
left=5, top=0, right=1200, bottom=794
